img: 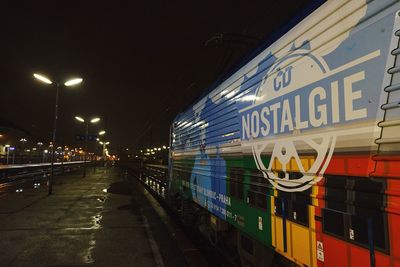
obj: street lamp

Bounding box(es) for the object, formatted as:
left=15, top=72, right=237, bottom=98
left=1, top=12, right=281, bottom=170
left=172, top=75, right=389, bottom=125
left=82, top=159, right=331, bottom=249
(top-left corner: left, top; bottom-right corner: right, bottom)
left=98, top=130, right=106, bottom=136
left=34, top=73, right=83, bottom=195
left=98, top=140, right=110, bottom=161
left=19, top=138, right=27, bottom=163
left=75, top=116, right=100, bottom=177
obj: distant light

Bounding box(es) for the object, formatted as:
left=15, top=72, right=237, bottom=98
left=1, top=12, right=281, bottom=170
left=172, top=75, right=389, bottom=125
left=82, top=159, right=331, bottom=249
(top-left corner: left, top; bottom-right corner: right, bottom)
left=75, top=116, right=85, bottom=122
left=64, top=78, right=83, bottom=87
left=162, top=145, right=167, bottom=149
left=5, top=144, right=10, bottom=148
left=44, top=150, right=48, bottom=153
left=33, top=73, right=53, bottom=84
left=99, top=141, right=104, bottom=145
left=9, top=147, right=15, bottom=151
left=125, top=148, right=129, bottom=151
left=20, top=138, right=27, bottom=142
left=105, top=142, right=110, bottom=145
left=32, top=148, right=37, bottom=151
left=96, top=138, right=100, bottom=141
left=0, top=134, right=3, bottom=137
left=90, top=117, right=100, bottom=123
left=98, top=130, right=106, bottom=135
left=37, top=142, right=43, bottom=146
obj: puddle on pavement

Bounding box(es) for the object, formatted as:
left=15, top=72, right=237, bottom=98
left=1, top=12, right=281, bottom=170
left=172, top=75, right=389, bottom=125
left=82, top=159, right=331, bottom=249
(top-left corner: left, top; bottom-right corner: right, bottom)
left=80, top=209, right=104, bottom=263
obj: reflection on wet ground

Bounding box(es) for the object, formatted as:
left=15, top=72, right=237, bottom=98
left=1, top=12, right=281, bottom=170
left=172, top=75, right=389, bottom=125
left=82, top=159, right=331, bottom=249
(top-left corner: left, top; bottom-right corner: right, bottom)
left=0, top=168, right=161, bottom=267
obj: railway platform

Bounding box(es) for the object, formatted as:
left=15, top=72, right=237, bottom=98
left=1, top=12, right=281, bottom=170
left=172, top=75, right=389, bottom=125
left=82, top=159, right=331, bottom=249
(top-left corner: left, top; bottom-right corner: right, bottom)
left=0, top=167, right=190, bottom=267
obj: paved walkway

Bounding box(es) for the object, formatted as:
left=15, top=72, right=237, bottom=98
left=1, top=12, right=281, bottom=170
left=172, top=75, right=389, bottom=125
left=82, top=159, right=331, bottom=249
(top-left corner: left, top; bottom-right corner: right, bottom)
left=0, top=167, right=186, bottom=267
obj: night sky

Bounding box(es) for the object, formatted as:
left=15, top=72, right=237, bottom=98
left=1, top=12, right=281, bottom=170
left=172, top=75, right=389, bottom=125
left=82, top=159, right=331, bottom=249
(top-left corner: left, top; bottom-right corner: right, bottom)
left=2, top=1, right=313, bottom=152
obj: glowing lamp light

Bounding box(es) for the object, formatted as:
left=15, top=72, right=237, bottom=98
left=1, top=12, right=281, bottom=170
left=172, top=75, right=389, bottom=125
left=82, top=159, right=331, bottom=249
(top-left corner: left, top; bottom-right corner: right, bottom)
left=99, top=130, right=106, bottom=135
left=90, top=117, right=100, bottom=123
left=75, top=116, right=85, bottom=122
left=64, top=78, right=83, bottom=87
left=33, top=73, right=53, bottom=84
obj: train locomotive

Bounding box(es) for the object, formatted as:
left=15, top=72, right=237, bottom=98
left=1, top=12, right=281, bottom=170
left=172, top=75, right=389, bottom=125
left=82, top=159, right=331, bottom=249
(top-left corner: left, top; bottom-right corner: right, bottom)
left=145, top=1, right=400, bottom=266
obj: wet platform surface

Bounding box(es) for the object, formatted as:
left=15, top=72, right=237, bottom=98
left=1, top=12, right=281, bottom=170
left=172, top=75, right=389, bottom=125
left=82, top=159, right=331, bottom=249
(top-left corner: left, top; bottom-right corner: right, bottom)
left=0, top=167, right=187, bottom=267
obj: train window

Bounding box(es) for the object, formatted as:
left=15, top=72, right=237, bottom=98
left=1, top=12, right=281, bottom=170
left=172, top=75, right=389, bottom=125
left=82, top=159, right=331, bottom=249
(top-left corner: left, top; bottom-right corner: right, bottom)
left=349, top=209, right=388, bottom=253
left=255, top=192, right=267, bottom=210
left=248, top=191, right=256, bottom=206
left=353, top=178, right=385, bottom=209
left=323, top=175, right=389, bottom=253
left=237, top=182, right=244, bottom=200
left=353, top=178, right=385, bottom=193
left=230, top=181, right=244, bottom=200
left=291, top=193, right=309, bottom=226
left=351, top=178, right=388, bottom=252
left=274, top=191, right=311, bottom=226
left=230, top=168, right=244, bottom=182
left=274, top=197, right=289, bottom=218
left=350, top=214, right=368, bottom=245
left=323, top=209, right=345, bottom=238
left=229, top=168, right=244, bottom=200
left=249, top=169, right=267, bottom=184
left=325, top=175, right=347, bottom=212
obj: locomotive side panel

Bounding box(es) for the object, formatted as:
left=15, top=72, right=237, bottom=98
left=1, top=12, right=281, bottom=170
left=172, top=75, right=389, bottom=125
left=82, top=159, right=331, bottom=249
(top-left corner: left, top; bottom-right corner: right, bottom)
left=170, top=0, right=400, bottom=266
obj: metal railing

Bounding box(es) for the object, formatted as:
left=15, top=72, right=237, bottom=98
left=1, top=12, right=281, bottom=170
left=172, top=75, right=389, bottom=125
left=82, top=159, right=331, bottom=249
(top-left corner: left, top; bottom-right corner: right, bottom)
left=0, top=161, right=86, bottom=185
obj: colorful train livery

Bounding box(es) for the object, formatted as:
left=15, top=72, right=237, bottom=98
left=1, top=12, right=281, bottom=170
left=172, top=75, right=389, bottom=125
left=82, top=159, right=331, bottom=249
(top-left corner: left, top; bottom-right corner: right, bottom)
left=168, top=1, right=400, bottom=266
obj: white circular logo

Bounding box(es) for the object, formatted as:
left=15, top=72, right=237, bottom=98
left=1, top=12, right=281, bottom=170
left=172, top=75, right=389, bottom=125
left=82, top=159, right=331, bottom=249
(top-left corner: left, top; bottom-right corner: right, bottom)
left=251, top=44, right=336, bottom=192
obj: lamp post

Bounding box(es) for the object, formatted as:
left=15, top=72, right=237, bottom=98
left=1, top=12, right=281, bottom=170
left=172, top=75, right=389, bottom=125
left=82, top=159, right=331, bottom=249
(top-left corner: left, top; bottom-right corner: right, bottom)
left=5, top=144, right=10, bottom=164
left=34, top=73, right=83, bottom=195
left=98, top=141, right=110, bottom=159
left=37, top=142, right=43, bottom=163
left=19, top=138, right=27, bottom=163
left=98, top=130, right=106, bottom=158
left=75, top=116, right=100, bottom=177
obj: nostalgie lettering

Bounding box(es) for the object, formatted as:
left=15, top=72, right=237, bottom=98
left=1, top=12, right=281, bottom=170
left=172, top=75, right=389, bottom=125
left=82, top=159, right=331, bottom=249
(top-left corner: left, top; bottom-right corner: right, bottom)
left=241, top=71, right=367, bottom=140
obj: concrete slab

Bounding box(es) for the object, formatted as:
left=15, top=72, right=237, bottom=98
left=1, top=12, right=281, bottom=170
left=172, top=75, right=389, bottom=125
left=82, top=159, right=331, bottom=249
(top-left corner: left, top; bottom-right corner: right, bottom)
left=0, top=167, right=185, bottom=267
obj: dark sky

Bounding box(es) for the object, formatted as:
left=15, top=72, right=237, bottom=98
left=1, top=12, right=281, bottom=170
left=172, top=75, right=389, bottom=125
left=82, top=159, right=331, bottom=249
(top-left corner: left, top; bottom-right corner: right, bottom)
left=1, top=0, right=314, bottom=152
